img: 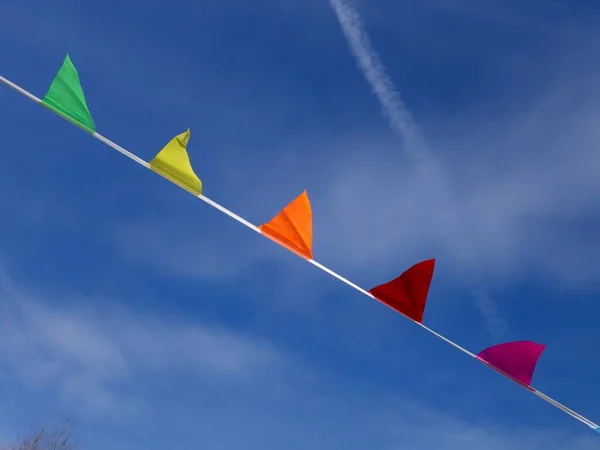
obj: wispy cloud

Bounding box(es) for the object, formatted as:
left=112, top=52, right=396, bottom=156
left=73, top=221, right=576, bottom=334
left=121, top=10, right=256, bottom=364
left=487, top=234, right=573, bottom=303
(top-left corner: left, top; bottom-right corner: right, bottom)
left=110, top=217, right=266, bottom=280
left=0, top=257, right=595, bottom=448
left=104, top=92, right=600, bottom=297
left=162, top=394, right=598, bottom=450
left=381, top=401, right=598, bottom=450
left=0, top=265, right=284, bottom=415
left=313, top=90, right=600, bottom=287
left=328, top=0, right=507, bottom=338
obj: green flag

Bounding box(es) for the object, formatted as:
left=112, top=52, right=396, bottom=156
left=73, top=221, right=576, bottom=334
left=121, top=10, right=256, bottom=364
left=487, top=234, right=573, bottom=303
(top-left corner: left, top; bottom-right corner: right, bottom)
left=41, top=54, right=96, bottom=133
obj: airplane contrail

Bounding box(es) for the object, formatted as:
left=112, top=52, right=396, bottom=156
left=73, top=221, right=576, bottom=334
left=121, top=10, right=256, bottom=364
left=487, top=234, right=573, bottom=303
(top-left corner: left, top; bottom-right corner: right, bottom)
left=328, top=0, right=508, bottom=339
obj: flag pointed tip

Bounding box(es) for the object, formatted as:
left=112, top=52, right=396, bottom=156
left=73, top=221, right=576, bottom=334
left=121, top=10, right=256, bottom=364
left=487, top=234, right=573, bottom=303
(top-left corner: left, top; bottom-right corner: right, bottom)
left=259, top=191, right=313, bottom=259
left=41, top=54, right=96, bottom=133
left=420, top=258, right=436, bottom=271
left=176, top=128, right=191, bottom=148
left=477, top=341, right=546, bottom=387
left=369, top=258, right=435, bottom=323
left=149, top=131, right=202, bottom=195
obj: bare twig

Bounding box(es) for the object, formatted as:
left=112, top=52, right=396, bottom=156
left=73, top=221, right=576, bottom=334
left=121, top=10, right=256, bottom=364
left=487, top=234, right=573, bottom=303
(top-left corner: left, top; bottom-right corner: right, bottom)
left=4, top=418, right=78, bottom=450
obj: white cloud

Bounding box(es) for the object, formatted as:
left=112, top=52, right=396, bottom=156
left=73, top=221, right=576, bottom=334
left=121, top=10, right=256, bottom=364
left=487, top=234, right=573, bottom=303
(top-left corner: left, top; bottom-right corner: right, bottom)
left=311, top=39, right=600, bottom=288
left=105, top=77, right=600, bottom=304
left=0, top=265, right=284, bottom=415
left=129, top=377, right=597, bottom=450
left=109, top=216, right=275, bottom=280
left=382, top=402, right=599, bottom=450
left=0, top=259, right=595, bottom=448
left=328, top=0, right=507, bottom=338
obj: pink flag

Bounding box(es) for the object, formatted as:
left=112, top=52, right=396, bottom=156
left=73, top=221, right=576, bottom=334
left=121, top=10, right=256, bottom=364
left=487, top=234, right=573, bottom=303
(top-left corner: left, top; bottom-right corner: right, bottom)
left=477, top=341, right=546, bottom=387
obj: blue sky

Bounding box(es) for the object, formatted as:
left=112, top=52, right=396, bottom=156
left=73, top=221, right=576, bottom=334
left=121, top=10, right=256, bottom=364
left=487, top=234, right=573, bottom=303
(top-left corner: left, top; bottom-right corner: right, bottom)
left=1, top=0, right=600, bottom=448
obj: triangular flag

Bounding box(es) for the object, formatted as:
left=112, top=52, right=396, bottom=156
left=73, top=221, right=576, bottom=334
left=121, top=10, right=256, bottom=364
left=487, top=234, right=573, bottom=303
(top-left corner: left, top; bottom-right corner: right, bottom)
left=149, top=129, right=202, bottom=195
left=41, top=54, right=96, bottom=133
left=259, top=191, right=313, bottom=260
left=369, top=259, right=435, bottom=323
left=477, top=341, right=546, bottom=388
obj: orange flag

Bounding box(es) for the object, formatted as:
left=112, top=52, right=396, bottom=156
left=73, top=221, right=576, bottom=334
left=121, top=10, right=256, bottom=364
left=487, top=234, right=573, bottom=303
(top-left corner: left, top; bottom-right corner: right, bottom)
left=259, top=190, right=313, bottom=260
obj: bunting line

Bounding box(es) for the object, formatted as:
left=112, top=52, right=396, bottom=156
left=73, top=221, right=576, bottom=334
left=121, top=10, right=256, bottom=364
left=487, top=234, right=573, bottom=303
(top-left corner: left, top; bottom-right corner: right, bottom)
left=1, top=62, right=598, bottom=434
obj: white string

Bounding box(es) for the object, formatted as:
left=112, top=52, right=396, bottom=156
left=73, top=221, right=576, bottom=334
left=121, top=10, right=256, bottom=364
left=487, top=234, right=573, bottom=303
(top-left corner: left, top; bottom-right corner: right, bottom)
left=1, top=74, right=597, bottom=432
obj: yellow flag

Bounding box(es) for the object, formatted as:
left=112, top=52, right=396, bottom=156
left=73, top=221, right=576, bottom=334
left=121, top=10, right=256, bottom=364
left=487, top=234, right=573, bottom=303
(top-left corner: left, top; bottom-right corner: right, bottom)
left=149, top=129, right=202, bottom=195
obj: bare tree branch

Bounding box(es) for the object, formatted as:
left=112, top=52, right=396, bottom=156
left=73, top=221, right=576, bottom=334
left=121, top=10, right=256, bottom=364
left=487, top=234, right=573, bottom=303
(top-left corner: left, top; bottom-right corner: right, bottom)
left=3, top=418, right=78, bottom=450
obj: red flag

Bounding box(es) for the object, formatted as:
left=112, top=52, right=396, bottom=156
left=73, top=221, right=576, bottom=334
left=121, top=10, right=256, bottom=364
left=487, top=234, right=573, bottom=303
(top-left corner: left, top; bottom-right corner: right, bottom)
left=369, top=259, right=435, bottom=323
